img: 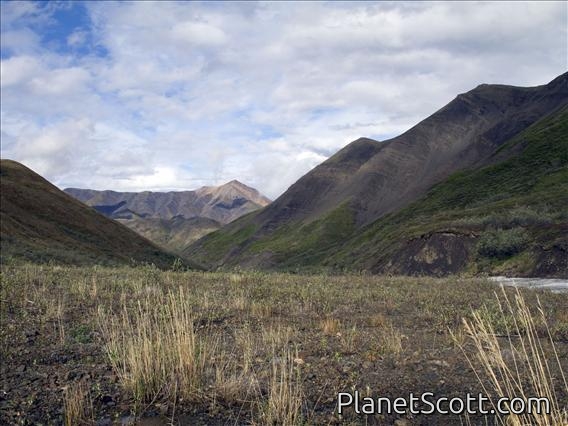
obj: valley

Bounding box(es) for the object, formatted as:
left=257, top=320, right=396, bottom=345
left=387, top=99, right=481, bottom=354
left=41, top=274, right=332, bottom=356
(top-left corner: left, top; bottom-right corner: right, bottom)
left=64, top=181, right=271, bottom=254
left=1, top=72, right=567, bottom=425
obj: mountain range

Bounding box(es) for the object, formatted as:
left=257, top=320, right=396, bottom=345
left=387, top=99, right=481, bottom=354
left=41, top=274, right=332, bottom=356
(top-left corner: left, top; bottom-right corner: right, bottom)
left=64, top=181, right=270, bottom=253
left=2, top=73, right=566, bottom=277
left=186, top=72, right=568, bottom=277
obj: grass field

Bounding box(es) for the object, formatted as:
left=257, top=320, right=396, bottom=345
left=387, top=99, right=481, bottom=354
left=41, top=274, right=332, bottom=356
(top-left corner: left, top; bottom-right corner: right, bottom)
left=1, top=264, right=567, bottom=425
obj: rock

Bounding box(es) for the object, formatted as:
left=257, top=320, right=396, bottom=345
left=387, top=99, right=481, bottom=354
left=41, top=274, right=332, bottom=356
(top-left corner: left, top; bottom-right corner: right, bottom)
left=120, top=415, right=136, bottom=425
left=394, top=419, right=411, bottom=426
left=429, top=359, right=450, bottom=368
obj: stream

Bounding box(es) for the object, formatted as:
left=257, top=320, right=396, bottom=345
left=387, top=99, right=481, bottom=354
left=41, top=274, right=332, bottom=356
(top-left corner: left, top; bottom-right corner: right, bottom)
left=489, top=276, right=568, bottom=293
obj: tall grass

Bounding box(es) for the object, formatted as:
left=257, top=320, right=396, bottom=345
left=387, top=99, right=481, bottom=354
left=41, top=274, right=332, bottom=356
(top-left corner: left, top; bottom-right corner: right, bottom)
left=457, top=288, right=568, bottom=426
left=98, top=287, right=210, bottom=406
left=257, top=349, right=304, bottom=426
left=64, top=381, right=92, bottom=426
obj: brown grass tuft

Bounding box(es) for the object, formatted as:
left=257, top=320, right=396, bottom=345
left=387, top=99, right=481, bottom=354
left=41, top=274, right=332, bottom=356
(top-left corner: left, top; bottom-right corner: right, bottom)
left=456, top=288, right=568, bottom=426
left=320, top=318, right=340, bottom=335
left=257, top=349, right=303, bottom=425
left=63, top=381, right=92, bottom=426
left=98, top=287, right=211, bottom=407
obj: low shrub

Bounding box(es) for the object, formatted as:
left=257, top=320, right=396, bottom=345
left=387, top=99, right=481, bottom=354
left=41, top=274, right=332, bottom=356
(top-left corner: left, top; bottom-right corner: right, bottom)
left=476, top=228, right=529, bottom=259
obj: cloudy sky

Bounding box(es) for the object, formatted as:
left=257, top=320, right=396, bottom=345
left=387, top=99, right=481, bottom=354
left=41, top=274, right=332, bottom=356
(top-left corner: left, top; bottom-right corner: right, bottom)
left=1, top=1, right=566, bottom=199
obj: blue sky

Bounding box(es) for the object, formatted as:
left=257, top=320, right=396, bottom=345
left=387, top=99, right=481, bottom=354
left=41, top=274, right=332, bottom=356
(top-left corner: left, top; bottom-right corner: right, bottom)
left=1, top=1, right=567, bottom=198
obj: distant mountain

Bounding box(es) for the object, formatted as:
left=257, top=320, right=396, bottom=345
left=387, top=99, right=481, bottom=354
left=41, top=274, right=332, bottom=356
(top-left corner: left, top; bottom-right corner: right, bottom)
left=64, top=180, right=270, bottom=253
left=65, top=180, right=271, bottom=224
left=0, top=160, right=186, bottom=268
left=186, top=73, right=568, bottom=277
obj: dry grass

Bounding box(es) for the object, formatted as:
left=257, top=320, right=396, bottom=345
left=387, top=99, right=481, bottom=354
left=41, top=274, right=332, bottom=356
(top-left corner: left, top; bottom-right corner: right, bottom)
left=250, top=301, right=274, bottom=319
left=257, top=349, right=304, bottom=426
left=98, top=287, right=210, bottom=406
left=457, top=288, right=568, bottom=426
left=63, top=381, right=92, bottom=426
left=43, top=296, right=68, bottom=345
left=320, top=317, right=341, bottom=335
left=3, top=263, right=567, bottom=425
left=378, top=324, right=404, bottom=356
left=367, top=312, right=389, bottom=328
left=340, top=326, right=359, bottom=354
left=261, top=324, right=294, bottom=351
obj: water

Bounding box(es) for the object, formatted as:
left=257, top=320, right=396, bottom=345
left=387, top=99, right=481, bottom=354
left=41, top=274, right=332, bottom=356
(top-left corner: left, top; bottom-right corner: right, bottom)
left=489, top=276, right=568, bottom=293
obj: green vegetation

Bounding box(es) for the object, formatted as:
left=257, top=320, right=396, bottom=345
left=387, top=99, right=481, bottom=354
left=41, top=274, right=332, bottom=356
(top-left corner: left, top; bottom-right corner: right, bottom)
left=189, top=107, right=568, bottom=277
left=476, top=228, right=529, bottom=259
left=248, top=203, right=355, bottom=266
left=193, top=203, right=357, bottom=270
left=330, top=106, right=568, bottom=275
left=2, top=264, right=567, bottom=424
left=0, top=160, right=181, bottom=269
left=194, top=221, right=258, bottom=259
left=119, top=216, right=221, bottom=254
left=401, top=107, right=568, bottom=213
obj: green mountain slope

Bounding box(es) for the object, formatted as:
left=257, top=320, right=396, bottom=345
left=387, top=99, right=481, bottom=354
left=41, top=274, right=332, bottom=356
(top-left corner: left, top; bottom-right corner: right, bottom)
left=186, top=76, right=567, bottom=277
left=330, top=106, right=568, bottom=277
left=0, top=160, right=185, bottom=268
left=117, top=216, right=221, bottom=254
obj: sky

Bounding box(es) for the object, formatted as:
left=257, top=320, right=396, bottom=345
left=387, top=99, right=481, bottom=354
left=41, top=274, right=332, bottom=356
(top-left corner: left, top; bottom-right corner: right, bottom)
left=1, top=1, right=567, bottom=199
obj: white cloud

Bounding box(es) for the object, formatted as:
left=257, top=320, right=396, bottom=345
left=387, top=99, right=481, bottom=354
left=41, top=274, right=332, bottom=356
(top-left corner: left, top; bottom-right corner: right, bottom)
left=0, top=28, right=41, bottom=54
left=0, top=55, right=40, bottom=87
left=171, top=21, right=227, bottom=46
left=29, top=67, right=90, bottom=95
left=1, top=1, right=566, bottom=199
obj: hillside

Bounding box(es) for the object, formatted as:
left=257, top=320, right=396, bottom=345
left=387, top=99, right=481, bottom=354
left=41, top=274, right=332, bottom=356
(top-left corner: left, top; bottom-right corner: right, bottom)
left=117, top=216, right=221, bottom=254
left=0, top=160, right=182, bottom=268
left=330, top=106, right=568, bottom=277
left=186, top=73, right=568, bottom=277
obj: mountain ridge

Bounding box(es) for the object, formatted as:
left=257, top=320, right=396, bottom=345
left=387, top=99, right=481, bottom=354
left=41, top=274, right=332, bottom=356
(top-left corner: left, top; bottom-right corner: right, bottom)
left=65, top=179, right=271, bottom=224
left=186, top=72, right=568, bottom=276
left=246, top=72, right=568, bottom=235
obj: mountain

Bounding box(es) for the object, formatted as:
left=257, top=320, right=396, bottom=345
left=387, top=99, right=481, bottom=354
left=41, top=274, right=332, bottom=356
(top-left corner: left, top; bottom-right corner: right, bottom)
left=65, top=180, right=270, bottom=224
left=64, top=180, right=270, bottom=253
left=0, top=160, right=184, bottom=268
left=186, top=73, right=568, bottom=277
left=118, top=216, right=221, bottom=254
